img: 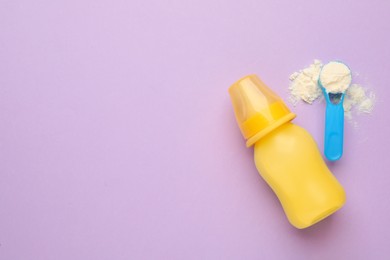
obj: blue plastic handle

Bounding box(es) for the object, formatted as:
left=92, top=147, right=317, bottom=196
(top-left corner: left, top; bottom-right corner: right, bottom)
left=324, top=93, right=344, bottom=161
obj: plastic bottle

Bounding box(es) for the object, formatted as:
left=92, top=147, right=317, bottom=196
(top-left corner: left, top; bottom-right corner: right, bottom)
left=229, top=75, right=346, bottom=229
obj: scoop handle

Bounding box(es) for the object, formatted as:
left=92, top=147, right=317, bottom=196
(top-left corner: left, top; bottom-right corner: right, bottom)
left=324, top=101, right=344, bottom=161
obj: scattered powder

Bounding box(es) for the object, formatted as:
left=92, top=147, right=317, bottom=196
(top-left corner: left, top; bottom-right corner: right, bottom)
left=343, top=84, right=375, bottom=119
left=289, top=59, right=375, bottom=120
left=359, top=96, right=375, bottom=113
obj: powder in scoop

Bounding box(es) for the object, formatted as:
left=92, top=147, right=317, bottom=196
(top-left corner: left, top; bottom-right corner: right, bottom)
left=319, top=62, right=352, bottom=93
left=289, top=59, right=375, bottom=119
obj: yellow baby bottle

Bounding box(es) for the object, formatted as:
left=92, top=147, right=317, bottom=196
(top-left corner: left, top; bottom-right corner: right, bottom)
left=229, top=75, right=346, bottom=229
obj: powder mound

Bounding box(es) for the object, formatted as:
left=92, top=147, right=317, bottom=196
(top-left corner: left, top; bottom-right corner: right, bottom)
left=289, top=60, right=375, bottom=120
left=289, top=59, right=323, bottom=105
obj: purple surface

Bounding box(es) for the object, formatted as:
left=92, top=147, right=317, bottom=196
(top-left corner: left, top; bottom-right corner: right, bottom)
left=1, top=0, right=390, bottom=259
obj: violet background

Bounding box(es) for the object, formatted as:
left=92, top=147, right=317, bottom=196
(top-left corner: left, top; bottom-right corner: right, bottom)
left=1, top=0, right=390, bottom=259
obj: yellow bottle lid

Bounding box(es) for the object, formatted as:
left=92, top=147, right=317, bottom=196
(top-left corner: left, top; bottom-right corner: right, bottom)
left=228, top=75, right=296, bottom=147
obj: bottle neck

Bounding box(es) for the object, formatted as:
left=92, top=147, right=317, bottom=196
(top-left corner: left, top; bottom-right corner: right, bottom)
left=246, top=112, right=296, bottom=147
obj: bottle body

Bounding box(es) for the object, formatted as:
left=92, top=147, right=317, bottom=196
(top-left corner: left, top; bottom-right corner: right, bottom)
left=254, top=123, right=346, bottom=229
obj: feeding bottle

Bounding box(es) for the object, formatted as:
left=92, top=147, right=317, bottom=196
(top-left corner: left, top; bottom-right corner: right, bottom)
left=229, top=75, right=346, bottom=229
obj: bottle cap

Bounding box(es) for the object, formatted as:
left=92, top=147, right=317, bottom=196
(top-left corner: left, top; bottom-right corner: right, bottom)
left=229, top=75, right=296, bottom=147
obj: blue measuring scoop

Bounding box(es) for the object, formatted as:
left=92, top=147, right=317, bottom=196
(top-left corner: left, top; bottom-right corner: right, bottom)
left=318, top=61, right=351, bottom=161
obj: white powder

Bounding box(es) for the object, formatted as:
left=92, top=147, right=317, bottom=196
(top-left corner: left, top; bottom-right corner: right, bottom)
left=319, top=62, right=352, bottom=93
left=359, top=95, right=375, bottom=113
left=289, top=59, right=375, bottom=119
left=343, top=84, right=375, bottom=119
left=289, top=59, right=323, bottom=105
